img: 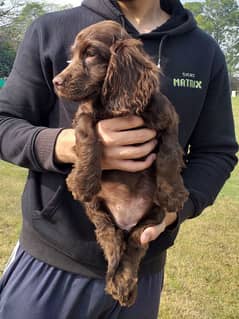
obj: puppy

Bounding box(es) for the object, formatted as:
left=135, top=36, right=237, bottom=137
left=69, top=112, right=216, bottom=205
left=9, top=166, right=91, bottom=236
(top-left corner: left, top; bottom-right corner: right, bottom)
left=53, top=20, right=188, bottom=306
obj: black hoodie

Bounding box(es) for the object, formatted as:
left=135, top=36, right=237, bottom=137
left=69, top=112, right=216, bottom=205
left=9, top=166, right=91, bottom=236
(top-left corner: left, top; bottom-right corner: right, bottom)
left=0, top=0, right=238, bottom=277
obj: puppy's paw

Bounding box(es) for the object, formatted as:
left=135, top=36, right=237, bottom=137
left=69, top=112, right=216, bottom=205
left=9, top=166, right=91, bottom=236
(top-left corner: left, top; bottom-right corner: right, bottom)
left=155, top=183, right=188, bottom=212
left=106, top=266, right=138, bottom=307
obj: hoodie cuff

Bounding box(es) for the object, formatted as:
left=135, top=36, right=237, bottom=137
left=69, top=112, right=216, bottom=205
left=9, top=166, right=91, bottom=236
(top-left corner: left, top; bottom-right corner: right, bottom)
left=34, top=128, right=71, bottom=174
left=177, top=197, right=195, bottom=224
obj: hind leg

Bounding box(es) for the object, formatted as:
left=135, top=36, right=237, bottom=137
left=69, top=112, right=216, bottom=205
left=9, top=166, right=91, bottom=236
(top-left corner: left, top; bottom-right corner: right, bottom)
left=108, top=206, right=165, bottom=307
left=85, top=201, right=126, bottom=281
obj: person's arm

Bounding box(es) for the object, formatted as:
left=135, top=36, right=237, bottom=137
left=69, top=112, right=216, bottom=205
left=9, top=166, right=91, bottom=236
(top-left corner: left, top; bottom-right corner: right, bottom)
left=140, top=50, right=238, bottom=244
left=0, top=19, right=67, bottom=173
left=180, top=57, right=238, bottom=223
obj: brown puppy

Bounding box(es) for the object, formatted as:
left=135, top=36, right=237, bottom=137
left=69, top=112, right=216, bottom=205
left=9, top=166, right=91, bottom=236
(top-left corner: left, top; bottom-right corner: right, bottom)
left=53, top=20, right=188, bottom=306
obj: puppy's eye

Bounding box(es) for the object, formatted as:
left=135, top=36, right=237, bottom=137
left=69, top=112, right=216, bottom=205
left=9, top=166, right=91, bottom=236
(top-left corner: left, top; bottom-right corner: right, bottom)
left=66, top=60, right=72, bottom=64
left=85, top=48, right=97, bottom=58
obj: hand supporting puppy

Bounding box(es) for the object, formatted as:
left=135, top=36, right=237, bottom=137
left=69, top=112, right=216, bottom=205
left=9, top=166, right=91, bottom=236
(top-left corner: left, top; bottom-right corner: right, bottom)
left=140, top=211, right=178, bottom=245
left=96, top=115, right=157, bottom=172
left=55, top=115, right=157, bottom=172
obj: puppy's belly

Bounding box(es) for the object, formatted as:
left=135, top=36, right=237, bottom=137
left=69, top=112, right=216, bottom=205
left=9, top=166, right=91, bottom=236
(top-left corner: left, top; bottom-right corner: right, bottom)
left=99, top=171, right=155, bottom=231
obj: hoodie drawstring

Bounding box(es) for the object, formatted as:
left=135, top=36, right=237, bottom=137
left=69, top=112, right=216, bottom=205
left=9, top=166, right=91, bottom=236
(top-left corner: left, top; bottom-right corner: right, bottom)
left=157, top=35, right=168, bottom=68
left=117, top=12, right=168, bottom=69
left=119, top=14, right=126, bottom=29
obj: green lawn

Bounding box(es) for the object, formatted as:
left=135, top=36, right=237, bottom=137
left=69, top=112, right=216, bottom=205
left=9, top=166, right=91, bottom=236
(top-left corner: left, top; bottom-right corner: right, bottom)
left=0, top=98, right=238, bottom=318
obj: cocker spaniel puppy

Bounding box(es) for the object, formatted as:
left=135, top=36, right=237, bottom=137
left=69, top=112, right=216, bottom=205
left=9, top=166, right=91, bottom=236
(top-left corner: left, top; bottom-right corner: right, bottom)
left=53, top=20, right=188, bottom=306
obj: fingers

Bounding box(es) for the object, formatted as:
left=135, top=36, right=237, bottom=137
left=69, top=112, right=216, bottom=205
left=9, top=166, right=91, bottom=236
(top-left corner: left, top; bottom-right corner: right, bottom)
left=140, top=221, right=166, bottom=245
left=97, top=115, right=157, bottom=171
left=115, top=153, right=157, bottom=172
left=111, top=129, right=157, bottom=146
left=97, top=116, right=156, bottom=146
left=102, top=153, right=156, bottom=172
left=104, top=139, right=158, bottom=160
left=98, top=126, right=156, bottom=146
left=140, top=212, right=177, bottom=245
left=98, top=115, right=144, bottom=132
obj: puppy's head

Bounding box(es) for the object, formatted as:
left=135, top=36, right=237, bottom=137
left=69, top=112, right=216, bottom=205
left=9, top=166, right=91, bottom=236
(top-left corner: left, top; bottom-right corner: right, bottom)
left=53, top=21, right=159, bottom=115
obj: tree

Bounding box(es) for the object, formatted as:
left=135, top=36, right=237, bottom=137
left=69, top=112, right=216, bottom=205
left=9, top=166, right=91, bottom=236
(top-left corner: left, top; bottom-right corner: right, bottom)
left=184, top=0, right=239, bottom=77
left=5, top=1, right=71, bottom=48
left=184, top=1, right=203, bottom=16
left=0, top=1, right=71, bottom=77
left=10, top=2, right=47, bottom=44
left=0, top=0, right=23, bottom=27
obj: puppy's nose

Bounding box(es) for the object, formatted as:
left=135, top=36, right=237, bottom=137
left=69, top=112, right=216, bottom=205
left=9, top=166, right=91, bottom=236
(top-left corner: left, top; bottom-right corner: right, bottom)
left=53, top=76, right=65, bottom=87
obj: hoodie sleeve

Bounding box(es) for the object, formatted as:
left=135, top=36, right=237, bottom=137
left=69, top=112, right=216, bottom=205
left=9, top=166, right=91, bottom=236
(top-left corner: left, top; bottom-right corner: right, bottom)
left=179, top=51, right=238, bottom=223
left=0, top=19, right=67, bottom=174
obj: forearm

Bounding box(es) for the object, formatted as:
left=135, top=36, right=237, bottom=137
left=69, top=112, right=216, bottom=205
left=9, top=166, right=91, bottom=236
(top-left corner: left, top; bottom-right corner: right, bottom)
left=180, top=150, right=238, bottom=222
left=0, top=19, right=63, bottom=172
left=0, top=115, right=68, bottom=173
left=0, top=116, right=45, bottom=171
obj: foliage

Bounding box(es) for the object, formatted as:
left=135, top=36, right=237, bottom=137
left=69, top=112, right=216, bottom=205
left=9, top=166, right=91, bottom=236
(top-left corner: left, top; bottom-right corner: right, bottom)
left=184, top=1, right=203, bottom=16
left=9, top=2, right=48, bottom=45
left=0, top=0, right=23, bottom=27
left=12, top=1, right=70, bottom=37
left=184, top=0, right=239, bottom=76
left=0, top=1, right=71, bottom=76
left=8, top=1, right=71, bottom=46
left=0, top=38, right=15, bottom=77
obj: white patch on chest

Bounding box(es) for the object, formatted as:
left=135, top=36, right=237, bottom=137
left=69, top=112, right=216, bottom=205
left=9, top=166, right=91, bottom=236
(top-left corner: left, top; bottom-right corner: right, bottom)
left=106, top=196, right=152, bottom=231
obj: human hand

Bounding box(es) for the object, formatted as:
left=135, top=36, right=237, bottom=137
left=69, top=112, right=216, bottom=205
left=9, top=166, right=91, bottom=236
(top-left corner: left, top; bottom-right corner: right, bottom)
left=96, top=115, right=157, bottom=172
left=54, top=128, right=77, bottom=164
left=54, top=116, right=157, bottom=171
left=140, top=212, right=178, bottom=245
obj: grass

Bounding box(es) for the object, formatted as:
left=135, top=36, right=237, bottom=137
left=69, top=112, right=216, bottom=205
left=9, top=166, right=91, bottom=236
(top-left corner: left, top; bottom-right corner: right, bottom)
left=0, top=97, right=238, bottom=318
left=0, top=161, right=26, bottom=272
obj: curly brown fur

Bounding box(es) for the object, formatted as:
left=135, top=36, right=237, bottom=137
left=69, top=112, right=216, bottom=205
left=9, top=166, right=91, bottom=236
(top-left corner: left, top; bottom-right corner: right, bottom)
left=53, top=20, right=189, bottom=307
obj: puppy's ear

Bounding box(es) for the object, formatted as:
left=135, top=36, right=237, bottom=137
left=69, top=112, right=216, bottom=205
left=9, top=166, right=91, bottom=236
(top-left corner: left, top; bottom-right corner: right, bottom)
left=101, top=38, right=159, bottom=114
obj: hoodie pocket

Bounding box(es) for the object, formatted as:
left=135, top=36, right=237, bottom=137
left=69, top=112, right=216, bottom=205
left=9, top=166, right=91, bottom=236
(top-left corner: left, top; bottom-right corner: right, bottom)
left=32, top=183, right=65, bottom=221
left=30, top=177, right=106, bottom=267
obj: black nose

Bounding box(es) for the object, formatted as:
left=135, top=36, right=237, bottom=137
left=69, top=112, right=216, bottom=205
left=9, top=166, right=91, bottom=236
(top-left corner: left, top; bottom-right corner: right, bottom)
left=53, top=76, right=65, bottom=87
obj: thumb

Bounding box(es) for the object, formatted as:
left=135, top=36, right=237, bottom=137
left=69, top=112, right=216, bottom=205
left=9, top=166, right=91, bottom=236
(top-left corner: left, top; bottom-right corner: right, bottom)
left=140, top=221, right=166, bottom=245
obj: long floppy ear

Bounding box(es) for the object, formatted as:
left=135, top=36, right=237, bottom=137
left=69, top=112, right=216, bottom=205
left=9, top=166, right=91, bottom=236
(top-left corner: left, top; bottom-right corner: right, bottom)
left=101, top=38, right=159, bottom=114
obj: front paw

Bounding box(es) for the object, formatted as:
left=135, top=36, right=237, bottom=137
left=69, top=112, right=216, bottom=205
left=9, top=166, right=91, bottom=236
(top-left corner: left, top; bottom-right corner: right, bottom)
left=155, top=186, right=188, bottom=212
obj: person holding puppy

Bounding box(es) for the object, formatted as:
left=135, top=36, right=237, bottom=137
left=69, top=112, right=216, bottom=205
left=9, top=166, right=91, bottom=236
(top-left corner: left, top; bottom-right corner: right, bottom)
left=0, top=0, right=238, bottom=318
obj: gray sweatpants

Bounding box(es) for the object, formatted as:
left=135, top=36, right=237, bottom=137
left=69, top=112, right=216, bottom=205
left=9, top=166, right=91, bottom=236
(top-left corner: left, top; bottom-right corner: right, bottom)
left=0, top=243, right=164, bottom=319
